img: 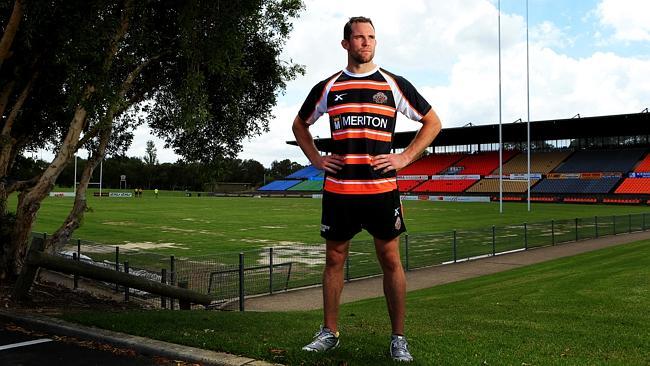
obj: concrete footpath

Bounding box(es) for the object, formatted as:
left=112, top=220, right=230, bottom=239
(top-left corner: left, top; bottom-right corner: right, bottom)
left=2, top=230, right=649, bottom=366
left=245, top=230, right=650, bottom=311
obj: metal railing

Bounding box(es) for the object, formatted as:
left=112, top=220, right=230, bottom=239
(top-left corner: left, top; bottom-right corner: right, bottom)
left=34, top=212, right=650, bottom=311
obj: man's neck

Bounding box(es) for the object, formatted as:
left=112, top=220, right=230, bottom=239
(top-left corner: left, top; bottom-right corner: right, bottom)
left=345, top=61, right=377, bottom=75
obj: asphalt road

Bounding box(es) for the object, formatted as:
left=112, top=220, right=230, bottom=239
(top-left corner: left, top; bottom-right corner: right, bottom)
left=0, top=318, right=190, bottom=366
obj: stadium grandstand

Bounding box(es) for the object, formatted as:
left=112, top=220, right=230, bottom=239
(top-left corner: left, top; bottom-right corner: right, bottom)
left=259, top=111, right=650, bottom=204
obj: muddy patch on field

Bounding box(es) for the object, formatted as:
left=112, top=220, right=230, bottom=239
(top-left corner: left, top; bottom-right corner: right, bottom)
left=102, top=221, right=136, bottom=226
left=75, top=241, right=187, bottom=253
left=158, top=226, right=220, bottom=236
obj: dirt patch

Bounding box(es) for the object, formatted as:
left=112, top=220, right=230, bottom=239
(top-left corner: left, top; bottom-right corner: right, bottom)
left=120, top=242, right=187, bottom=251
left=159, top=226, right=217, bottom=236
left=75, top=242, right=186, bottom=254
left=257, top=244, right=326, bottom=265
left=102, top=221, right=136, bottom=226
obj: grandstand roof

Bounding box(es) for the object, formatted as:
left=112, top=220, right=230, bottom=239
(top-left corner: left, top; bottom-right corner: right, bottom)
left=287, top=111, right=650, bottom=152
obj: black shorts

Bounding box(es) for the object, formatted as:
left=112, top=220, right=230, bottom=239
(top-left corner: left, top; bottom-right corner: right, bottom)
left=320, top=190, right=406, bottom=241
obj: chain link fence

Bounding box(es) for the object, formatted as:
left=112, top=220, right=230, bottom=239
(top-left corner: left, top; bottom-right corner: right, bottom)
left=34, top=212, right=650, bottom=311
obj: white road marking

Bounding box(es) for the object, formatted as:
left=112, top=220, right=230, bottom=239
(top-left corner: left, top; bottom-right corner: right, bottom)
left=0, top=338, right=53, bottom=351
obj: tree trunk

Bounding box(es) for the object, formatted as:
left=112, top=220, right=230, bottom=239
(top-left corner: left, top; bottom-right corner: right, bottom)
left=47, top=124, right=112, bottom=252
left=0, top=69, right=37, bottom=177
left=45, top=54, right=155, bottom=253
left=3, top=0, right=134, bottom=280
left=0, top=68, right=38, bottom=220
left=0, top=0, right=24, bottom=71
left=7, top=102, right=89, bottom=279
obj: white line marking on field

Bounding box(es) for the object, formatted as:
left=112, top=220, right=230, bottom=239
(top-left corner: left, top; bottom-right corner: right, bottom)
left=0, top=338, right=53, bottom=351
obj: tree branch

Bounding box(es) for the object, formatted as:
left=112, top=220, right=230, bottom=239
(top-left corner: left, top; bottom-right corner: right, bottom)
left=74, top=55, right=157, bottom=152
left=103, top=0, right=134, bottom=73
left=2, top=68, right=39, bottom=136
left=5, top=175, right=40, bottom=194
left=0, top=0, right=24, bottom=70
left=0, top=80, right=16, bottom=121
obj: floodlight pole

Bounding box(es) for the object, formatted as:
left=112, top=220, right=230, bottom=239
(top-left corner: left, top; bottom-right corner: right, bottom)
left=526, top=0, right=531, bottom=212
left=498, top=0, right=503, bottom=213
left=99, top=159, right=103, bottom=198
left=73, top=155, right=77, bottom=196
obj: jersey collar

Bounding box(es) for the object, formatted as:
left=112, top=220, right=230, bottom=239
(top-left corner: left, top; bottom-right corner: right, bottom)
left=342, top=66, right=379, bottom=78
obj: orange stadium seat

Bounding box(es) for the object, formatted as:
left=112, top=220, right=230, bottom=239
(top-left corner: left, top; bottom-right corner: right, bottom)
left=411, top=179, right=478, bottom=193
left=449, top=150, right=518, bottom=175
left=614, top=178, right=650, bottom=194
left=397, top=179, right=426, bottom=192
left=398, top=153, right=465, bottom=175
left=633, top=153, right=650, bottom=172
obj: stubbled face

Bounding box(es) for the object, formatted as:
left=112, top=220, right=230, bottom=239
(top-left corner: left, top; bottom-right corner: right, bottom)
left=342, top=22, right=376, bottom=65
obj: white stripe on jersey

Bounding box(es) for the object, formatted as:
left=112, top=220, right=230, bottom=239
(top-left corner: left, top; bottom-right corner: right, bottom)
left=378, top=69, right=425, bottom=122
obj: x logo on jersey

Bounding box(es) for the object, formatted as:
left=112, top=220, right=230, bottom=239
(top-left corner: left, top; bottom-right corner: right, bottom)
left=334, top=93, right=347, bottom=101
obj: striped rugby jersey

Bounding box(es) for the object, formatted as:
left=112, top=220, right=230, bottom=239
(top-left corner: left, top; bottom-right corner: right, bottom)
left=298, top=67, right=432, bottom=195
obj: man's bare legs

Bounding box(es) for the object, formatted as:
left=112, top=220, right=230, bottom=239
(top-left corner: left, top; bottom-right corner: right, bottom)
left=374, top=236, right=406, bottom=335
left=323, top=239, right=350, bottom=333
left=322, top=236, right=406, bottom=335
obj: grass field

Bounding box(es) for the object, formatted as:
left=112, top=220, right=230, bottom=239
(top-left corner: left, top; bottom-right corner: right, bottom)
left=10, top=191, right=650, bottom=256
left=61, top=239, right=650, bottom=365
left=12, top=191, right=650, bottom=302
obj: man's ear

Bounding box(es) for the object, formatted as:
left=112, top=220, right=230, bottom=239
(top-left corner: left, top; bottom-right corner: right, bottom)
left=341, top=39, right=349, bottom=51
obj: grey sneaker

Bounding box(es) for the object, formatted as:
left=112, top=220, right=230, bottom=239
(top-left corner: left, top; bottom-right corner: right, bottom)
left=390, top=335, right=413, bottom=362
left=302, top=325, right=340, bottom=352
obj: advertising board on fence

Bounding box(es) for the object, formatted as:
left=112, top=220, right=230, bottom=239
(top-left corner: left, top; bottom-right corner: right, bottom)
left=402, top=194, right=490, bottom=202
left=509, top=173, right=542, bottom=180
left=49, top=192, right=75, bottom=198
left=109, top=192, right=133, bottom=198
left=397, top=175, right=428, bottom=180
left=430, top=174, right=480, bottom=180
left=399, top=195, right=420, bottom=201
left=430, top=195, right=491, bottom=202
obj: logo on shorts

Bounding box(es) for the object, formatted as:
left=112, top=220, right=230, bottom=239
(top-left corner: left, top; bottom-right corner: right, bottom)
left=373, top=92, right=388, bottom=104
left=395, top=217, right=402, bottom=230
left=394, top=208, right=400, bottom=217
left=321, top=224, right=330, bottom=232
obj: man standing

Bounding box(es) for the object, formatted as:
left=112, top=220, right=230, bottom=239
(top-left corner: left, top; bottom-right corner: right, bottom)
left=292, top=16, right=442, bottom=362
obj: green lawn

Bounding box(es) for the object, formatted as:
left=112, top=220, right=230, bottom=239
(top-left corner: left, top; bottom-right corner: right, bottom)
left=11, top=192, right=650, bottom=301
left=9, top=191, right=650, bottom=256
left=62, top=239, right=650, bottom=365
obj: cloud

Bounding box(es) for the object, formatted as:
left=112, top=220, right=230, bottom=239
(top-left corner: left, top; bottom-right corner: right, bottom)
left=530, top=21, right=574, bottom=49
left=238, top=103, right=320, bottom=167
left=126, top=0, right=650, bottom=165
left=128, top=125, right=176, bottom=163
left=597, top=0, right=650, bottom=42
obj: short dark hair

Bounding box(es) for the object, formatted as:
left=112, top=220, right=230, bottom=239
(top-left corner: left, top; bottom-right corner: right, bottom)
left=343, top=16, right=374, bottom=41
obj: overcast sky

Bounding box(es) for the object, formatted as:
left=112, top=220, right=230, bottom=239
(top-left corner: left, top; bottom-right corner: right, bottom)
left=123, top=0, right=650, bottom=167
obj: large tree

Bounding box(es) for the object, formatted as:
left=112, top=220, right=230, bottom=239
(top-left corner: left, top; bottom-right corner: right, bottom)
left=268, top=158, right=304, bottom=180
left=142, top=140, right=158, bottom=166
left=0, top=0, right=304, bottom=280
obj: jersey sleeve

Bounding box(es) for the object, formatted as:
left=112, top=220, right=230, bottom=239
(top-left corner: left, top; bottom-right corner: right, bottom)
left=381, top=69, right=432, bottom=122
left=298, top=72, right=342, bottom=125
left=298, top=81, right=325, bottom=125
